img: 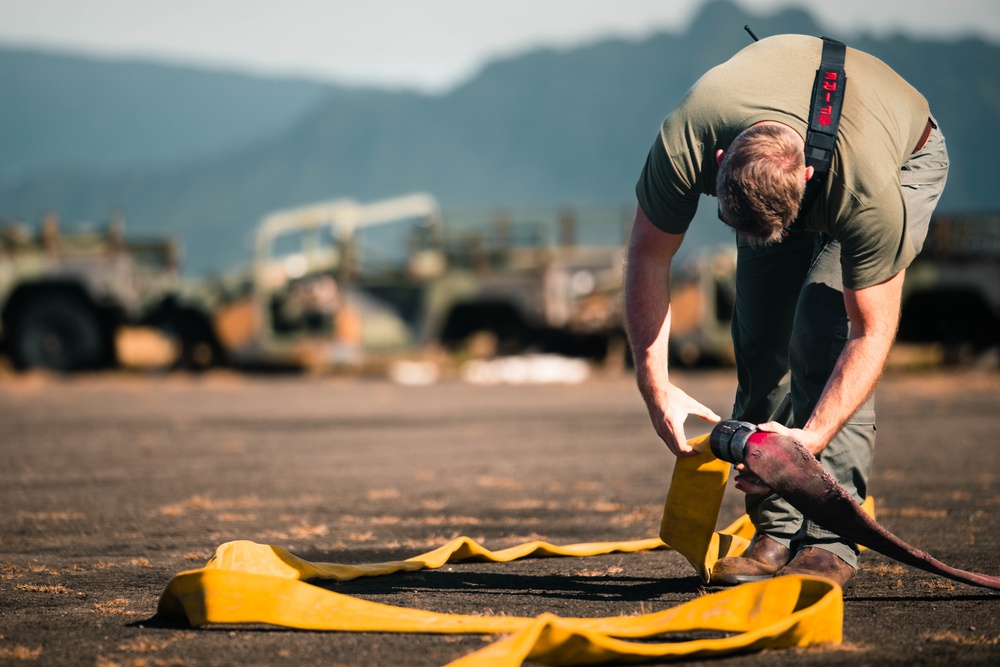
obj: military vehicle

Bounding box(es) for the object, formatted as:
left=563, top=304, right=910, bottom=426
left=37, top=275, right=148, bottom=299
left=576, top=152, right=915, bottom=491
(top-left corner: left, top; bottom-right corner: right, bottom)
left=180, top=193, right=630, bottom=371
left=898, top=212, right=1000, bottom=363
left=15, top=203, right=990, bottom=375
left=0, top=213, right=182, bottom=371
left=176, top=194, right=441, bottom=370
left=1, top=195, right=634, bottom=373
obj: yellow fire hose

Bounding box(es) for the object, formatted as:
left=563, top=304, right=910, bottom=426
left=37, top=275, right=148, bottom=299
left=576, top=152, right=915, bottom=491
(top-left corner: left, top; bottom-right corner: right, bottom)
left=158, top=434, right=855, bottom=665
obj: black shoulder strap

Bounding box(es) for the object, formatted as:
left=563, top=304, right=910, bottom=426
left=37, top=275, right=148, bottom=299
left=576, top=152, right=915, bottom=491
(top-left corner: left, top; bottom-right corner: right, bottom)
left=795, top=37, right=847, bottom=225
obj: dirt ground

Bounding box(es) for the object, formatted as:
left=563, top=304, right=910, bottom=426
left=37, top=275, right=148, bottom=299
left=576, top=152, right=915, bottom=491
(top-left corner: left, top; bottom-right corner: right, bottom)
left=1, top=366, right=999, bottom=666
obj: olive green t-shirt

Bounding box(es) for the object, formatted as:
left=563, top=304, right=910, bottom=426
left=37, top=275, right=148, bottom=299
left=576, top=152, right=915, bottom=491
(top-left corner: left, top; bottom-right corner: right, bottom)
left=635, top=34, right=930, bottom=289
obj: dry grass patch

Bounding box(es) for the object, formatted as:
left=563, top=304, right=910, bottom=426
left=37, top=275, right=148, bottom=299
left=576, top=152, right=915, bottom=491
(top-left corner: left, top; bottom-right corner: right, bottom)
left=410, top=515, right=481, bottom=527
left=366, top=488, right=401, bottom=501
left=792, top=641, right=870, bottom=654
left=336, top=514, right=367, bottom=524
left=878, top=507, right=947, bottom=519
left=15, top=583, right=70, bottom=594
left=420, top=500, right=447, bottom=511
left=476, top=476, right=523, bottom=490
left=158, top=494, right=260, bottom=517
left=157, top=504, right=186, bottom=518
left=920, top=630, right=999, bottom=646
left=97, top=657, right=185, bottom=667
left=256, top=529, right=290, bottom=540
left=866, top=563, right=906, bottom=577
left=17, top=511, right=85, bottom=521
left=117, top=637, right=176, bottom=652
left=500, top=499, right=545, bottom=510
left=573, top=565, right=625, bottom=577
left=182, top=551, right=211, bottom=562
left=215, top=512, right=257, bottom=522
left=399, top=533, right=473, bottom=550
left=498, top=516, right=541, bottom=526
left=587, top=500, right=628, bottom=513
left=290, top=523, right=329, bottom=539
left=94, top=598, right=136, bottom=615
left=0, top=645, right=43, bottom=660
left=346, top=531, right=374, bottom=542
left=864, top=562, right=906, bottom=587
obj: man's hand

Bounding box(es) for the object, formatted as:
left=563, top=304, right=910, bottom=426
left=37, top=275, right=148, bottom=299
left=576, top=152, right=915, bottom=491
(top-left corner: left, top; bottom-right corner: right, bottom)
left=757, top=421, right=826, bottom=456
left=642, top=381, right=721, bottom=457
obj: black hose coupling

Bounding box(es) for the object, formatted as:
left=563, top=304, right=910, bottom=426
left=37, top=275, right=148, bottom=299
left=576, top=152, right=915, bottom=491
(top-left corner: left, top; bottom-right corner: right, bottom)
left=709, top=420, right=758, bottom=464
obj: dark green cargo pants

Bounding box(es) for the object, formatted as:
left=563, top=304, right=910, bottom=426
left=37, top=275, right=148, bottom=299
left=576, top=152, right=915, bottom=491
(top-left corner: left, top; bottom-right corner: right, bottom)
left=729, top=121, right=949, bottom=568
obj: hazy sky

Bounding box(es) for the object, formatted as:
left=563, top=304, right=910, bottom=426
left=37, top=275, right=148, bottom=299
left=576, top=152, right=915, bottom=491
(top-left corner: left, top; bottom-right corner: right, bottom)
left=2, top=0, right=999, bottom=91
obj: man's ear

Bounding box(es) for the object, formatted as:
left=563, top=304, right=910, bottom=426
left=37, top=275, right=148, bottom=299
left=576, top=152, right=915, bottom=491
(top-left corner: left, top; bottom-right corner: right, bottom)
left=805, top=165, right=815, bottom=181
left=716, top=149, right=725, bottom=166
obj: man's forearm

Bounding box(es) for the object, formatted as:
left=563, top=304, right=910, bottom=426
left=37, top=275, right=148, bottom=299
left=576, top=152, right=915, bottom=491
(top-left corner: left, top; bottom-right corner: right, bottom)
left=802, top=271, right=905, bottom=450
left=803, top=328, right=894, bottom=446
left=624, top=208, right=720, bottom=456
left=624, top=208, right=682, bottom=399
left=625, top=258, right=672, bottom=396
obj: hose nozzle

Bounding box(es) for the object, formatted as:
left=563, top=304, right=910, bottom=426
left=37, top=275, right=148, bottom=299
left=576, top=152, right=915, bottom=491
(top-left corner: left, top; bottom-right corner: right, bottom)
left=709, top=420, right=758, bottom=464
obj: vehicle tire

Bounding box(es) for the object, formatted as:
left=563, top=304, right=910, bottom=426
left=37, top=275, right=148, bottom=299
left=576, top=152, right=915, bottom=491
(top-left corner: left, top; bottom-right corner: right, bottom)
left=8, top=294, right=107, bottom=371
left=440, top=303, right=529, bottom=356
left=143, top=299, right=225, bottom=371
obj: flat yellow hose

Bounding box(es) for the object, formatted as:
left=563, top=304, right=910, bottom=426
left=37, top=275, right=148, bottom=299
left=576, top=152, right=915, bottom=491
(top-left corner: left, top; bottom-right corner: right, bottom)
left=157, top=433, right=849, bottom=665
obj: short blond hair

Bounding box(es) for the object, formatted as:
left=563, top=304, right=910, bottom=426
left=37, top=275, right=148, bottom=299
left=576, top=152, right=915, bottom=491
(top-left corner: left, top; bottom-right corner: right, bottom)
left=716, top=124, right=806, bottom=245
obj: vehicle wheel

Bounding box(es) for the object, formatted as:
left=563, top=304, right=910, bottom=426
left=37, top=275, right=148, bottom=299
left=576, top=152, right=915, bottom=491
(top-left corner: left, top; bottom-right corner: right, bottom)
left=8, top=294, right=107, bottom=371
left=146, top=302, right=224, bottom=371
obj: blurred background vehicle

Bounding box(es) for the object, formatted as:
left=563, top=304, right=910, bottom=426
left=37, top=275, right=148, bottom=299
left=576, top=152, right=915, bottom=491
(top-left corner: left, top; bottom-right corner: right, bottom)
left=0, top=213, right=181, bottom=371
left=3, top=203, right=996, bottom=374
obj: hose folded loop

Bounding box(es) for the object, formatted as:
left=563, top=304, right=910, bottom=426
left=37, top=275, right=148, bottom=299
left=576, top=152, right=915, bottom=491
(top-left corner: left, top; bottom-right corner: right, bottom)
left=704, top=420, right=1000, bottom=591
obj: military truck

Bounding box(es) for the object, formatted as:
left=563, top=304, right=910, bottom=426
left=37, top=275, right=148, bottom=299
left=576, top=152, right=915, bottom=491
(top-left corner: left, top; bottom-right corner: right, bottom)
left=0, top=196, right=752, bottom=374
left=178, top=193, right=630, bottom=371
left=177, top=194, right=440, bottom=370
left=898, top=212, right=1000, bottom=363
left=0, top=213, right=183, bottom=371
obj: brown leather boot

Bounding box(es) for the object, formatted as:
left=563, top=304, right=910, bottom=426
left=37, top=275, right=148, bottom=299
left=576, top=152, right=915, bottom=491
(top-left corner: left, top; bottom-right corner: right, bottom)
left=710, top=534, right=790, bottom=586
left=776, top=547, right=856, bottom=588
